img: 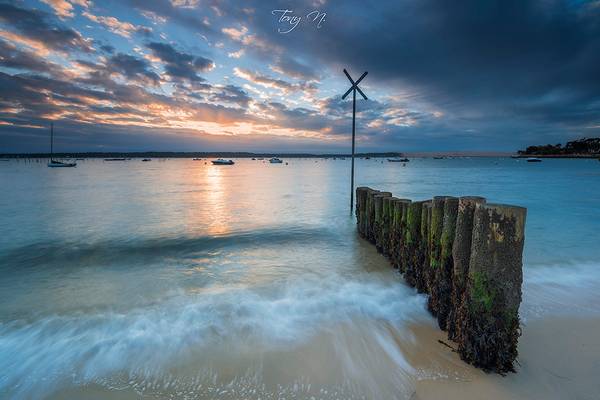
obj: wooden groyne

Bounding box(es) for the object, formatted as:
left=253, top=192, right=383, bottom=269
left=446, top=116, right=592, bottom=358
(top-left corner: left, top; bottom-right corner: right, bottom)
left=355, top=187, right=526, bottom=373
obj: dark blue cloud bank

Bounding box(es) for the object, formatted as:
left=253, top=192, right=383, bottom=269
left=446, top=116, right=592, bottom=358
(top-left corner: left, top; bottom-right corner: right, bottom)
left=0, top=0, right=599, bottom=153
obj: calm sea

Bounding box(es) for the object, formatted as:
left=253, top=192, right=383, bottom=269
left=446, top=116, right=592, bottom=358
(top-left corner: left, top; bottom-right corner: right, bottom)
left=1, top=157, right=599, bottom=399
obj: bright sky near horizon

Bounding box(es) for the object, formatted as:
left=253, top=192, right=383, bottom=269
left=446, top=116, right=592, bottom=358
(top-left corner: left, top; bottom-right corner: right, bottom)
left=1, top=0, right=599, bottom=153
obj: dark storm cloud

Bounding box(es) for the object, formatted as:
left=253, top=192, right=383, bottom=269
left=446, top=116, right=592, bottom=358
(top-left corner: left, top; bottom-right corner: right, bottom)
left=238, top=0, right=600, bottom=143
left=146, top=41, right=214, bottom=83
left=0, top=40, right=60, bottom=74
left=0, top=3, right=92, bottom=53
left=107, top=53, right=160, bottom=85
left=270, top=56, right=319, bottom=81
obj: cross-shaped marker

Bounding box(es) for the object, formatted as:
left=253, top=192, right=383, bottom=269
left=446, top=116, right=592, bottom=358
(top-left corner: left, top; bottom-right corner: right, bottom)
left=342, top=69, right=368, bottom=213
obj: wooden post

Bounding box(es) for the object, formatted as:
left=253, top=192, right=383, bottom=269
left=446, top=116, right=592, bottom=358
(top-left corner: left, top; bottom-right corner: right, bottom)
left=374, top=192, right=392, bottom=250
left=457, top=203, right=526, bottom=373
left=435, top=196, right=459, bottom=330
left=427, top=196, right=449, bottom=312
left=448, top=196, right=486, bottom=340
left=403, top=200, right=424, bottom=287
left=416, top=201, right=431, bottom=293
left=396, top=199, right=412, bottom=272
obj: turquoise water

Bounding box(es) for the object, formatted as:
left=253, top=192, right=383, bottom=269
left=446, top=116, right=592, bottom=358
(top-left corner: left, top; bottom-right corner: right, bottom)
left=0, top=157, right=599, bottom=399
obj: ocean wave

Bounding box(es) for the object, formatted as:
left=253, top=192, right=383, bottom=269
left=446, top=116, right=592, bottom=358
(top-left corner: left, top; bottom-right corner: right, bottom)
left=0, top=226, right=342, bottom=272
left=0, top=274, right=427, bottom=399
left=522, top=261, right=600, bottom=318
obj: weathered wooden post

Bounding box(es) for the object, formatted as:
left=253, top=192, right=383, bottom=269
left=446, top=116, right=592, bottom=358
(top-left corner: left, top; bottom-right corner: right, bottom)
left=382, top=197, right=394, bottom=256
left=374, top=192, right=392, bottom=250
left=456, top=203, right=526, bottom=373
left=427, top=196, right=448, bottom=313
left=365, top=189, right=380, bottom=242
left=355, top=187, right=370, bottom=236
left=434, top=196, right=459, bottom=330
left=403, top=200, right=424, bottom=287
left=396, top=199, right=412, bottom=272
left=415, top=201, right=431, bottom=293
left=448, top=196, right=486, bottom=340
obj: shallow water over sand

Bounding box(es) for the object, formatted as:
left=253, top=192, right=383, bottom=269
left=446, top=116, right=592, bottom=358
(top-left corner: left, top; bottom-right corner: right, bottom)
left=1, top=157, right=599, bottom=399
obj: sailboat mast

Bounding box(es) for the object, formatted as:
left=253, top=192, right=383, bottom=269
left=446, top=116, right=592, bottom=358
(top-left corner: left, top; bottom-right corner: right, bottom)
left=50, top=122, right=54, bottom=161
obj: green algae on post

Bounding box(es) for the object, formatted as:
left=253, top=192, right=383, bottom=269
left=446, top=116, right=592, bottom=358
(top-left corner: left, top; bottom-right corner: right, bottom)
left=457, top=202, right=526, bottom=373
left=354, top=187, right=526, bottom=374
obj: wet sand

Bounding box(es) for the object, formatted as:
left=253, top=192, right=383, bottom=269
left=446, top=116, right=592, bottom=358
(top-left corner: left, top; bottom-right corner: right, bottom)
left=410, top=317, right=600, bottom=400
left=46, top=315, right=600, bottom=400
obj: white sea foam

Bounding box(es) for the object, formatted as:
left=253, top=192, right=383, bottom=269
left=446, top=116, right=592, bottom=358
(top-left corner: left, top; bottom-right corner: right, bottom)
left=0, top=274, right=427, bottom=399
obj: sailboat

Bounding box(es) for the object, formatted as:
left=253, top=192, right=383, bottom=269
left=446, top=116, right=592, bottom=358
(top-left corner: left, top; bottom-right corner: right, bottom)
left=47, top=123, right=76, bottom=167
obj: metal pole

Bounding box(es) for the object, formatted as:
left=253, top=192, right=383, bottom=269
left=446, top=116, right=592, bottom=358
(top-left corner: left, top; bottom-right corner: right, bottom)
left=350, top=88, right=356, bottom=214
left=50, top=122, right=54, bottom=162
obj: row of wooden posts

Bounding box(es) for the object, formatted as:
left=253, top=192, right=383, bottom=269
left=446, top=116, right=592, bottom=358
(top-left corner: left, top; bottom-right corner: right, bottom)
left=355, top=187, right=527, bottom=373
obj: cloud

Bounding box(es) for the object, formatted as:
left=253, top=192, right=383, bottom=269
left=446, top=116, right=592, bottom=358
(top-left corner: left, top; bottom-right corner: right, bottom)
left=233, top=68, right=316, bottom=95
left=40, top=0, right=91, bottom=19
left=106, top=53, right=161, bottom=85
left=0, top=3, right=93, bottom=53
left=82, top=12, right=152, bottom=38
left=0, top=40, right=62, bottom=75
left=146, top=41, right=214, bottom=83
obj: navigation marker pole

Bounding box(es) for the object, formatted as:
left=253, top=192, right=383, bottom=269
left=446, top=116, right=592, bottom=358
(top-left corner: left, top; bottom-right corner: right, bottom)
left=342, top=69, right=368, bottom=214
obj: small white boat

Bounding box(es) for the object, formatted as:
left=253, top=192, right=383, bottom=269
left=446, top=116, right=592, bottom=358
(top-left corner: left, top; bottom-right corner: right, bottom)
left=48, top=160, right=76, bottom=167
left=526, top=157, right=542, bottom=163
left=212, top=158, right=235, bottom=165
left=269, top=157, right=283, bottom=164
left=142, top=158, right=151, bottom=162
left=47, top=123, right=76, bottom=168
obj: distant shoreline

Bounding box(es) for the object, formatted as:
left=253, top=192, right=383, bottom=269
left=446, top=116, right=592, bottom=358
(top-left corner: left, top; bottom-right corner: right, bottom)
left=0, top=151, right=518, bottom=159
left=2, top=152, right=598, bottom=159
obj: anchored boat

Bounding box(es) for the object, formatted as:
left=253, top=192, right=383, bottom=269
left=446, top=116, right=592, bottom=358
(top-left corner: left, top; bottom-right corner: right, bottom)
left=269, top=157, right=283, bottom=164
left=47, top=123, right=76, bottom=168
left=526, top=157, right=542, bottom=162
left=212, top=158, right=235, bottom=165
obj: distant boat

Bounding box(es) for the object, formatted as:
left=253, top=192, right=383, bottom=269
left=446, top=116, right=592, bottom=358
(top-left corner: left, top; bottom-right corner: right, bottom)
left=256, top=157, right=264, bottom=160
left=47, top=123, right=76, bottom=168
left=212, top=158, right=234, bottom=165
left=388, top=157, right=410, bottom=162
left=193, top=158, right=202, bottom=161
left=433, top=156, right=446, bottom=160
left=142, top=158, right=151, bottom=162
left=526, top=157, right=542, bottom=163
left=269, top=157, right=283, bottom=164
left=75, top=158, right=84, bottom=161
left=104, top=158, right=127, bottom=161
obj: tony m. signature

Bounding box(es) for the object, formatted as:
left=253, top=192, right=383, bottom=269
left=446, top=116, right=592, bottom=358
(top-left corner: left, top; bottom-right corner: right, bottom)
left=271, top=9, right=326, bottom=34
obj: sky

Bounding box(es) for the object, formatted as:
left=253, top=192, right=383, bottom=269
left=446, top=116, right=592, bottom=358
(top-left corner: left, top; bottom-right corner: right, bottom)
left=0, top=0, right=599, bottom=153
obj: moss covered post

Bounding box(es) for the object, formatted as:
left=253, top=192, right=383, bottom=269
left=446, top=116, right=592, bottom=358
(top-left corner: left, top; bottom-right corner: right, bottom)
left=434, top=196, right=459, bottom=330
left=395, top=199, right=412, bottom=273
left=403, top=200, right=424, bottom=287
left=415, top=201, right=431, bottom=293
left=448, top=196, right=486, bottom=341
left=456, top=203, right=526, bottom=373
left=427, top=196, right=448, bottom=314
left=381, top=197, right=394, bottom=256
left=373, top=192, right=392, bottom=250
left=355, top=187, right=370, bottom=237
